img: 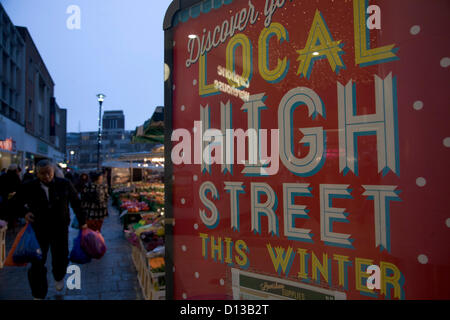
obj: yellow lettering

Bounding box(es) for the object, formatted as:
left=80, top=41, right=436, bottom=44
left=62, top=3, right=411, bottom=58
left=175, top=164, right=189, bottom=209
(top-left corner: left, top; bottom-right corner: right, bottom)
left=297, top=248, right=309, bottom=280
left=311, top=252, right=329, bottom=284
left=199, top=53, right=219, bottom=97
left=334, top=254, right=351, bottom=288
left=353, top=0, right=397, bottom=66
left=380, top=261, right=403, bottom=299
left=258, top=22, right=289, bottom=83
left=199, top=233, right=209, bottom=259
left=226, top=33, right=252, bottom=88
left=296, top=10, right=345, bottom=79
left=235, top=239, right=248, bottom=267
left=210, top=236, right=223, bottom=262
left=267, top=243, right=295, bottom=276
left=224, top=237, right=233, bottom=264
left=355, top=257, right=376, bottom=296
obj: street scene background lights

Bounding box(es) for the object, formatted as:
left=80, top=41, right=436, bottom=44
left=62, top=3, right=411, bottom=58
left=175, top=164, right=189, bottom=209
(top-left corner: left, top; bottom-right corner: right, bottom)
left=96, top=93, right=106, bottom=169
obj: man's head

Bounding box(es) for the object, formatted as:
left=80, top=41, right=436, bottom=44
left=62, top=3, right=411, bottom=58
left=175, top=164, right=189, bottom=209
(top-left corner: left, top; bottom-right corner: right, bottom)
left=36, top=160, right=55, bottom=185
left=7, top=163, right=18, bottom=172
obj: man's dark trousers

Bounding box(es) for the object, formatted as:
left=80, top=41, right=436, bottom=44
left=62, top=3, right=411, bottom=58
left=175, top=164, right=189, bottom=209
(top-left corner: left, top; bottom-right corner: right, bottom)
left=28, top=223, right=69, bottom=299
left=14, top=177, right=86, bottom=299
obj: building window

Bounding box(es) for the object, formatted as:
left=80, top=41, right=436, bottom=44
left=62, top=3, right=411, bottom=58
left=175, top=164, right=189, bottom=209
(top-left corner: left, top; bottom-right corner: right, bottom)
left=28, top=59, right=33, bottom=82
left=39, top=115, right=44, bottom=134
left=55, top=111, right=60, bottom=125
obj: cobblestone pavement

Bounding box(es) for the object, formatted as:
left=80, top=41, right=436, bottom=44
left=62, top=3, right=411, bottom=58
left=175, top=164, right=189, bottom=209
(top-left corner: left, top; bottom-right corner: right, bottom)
left=0, top=201, right=143, bottom=300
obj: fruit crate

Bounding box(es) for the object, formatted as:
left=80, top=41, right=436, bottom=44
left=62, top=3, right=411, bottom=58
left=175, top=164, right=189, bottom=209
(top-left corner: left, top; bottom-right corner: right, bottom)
left=150, top=271, right=166, bottom=291
left=0, top=226, right=7, bottom=269
left=133, top=238, right=153, bottom=300
left=121, top=211, right=143, bottom=230
left=150, top=289, right=165, bottom=300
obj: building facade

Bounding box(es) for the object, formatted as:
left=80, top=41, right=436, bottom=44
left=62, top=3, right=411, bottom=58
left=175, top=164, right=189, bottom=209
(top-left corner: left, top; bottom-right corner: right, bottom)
left=16, top=26, right=66, bottom=168
left=67, top=110, right=155, bottom=170
left=0, top=4, right=66, bottom=172
left=0, top=3, right=25, bottom=170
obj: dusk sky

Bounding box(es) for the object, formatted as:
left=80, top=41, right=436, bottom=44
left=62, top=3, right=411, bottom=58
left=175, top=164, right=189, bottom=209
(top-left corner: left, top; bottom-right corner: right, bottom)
left=1, top=0, right=172, bottom=132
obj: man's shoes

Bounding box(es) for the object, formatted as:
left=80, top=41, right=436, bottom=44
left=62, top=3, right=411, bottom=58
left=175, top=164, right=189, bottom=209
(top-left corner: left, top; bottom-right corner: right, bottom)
left=33, top=297, right=44, bottom=300
left=55, top=280, right=65, bottom=292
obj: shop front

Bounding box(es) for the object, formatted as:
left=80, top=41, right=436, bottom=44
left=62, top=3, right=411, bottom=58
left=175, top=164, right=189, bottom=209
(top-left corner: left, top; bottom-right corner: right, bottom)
left=0, top=138, right=22, bottom=171
left=0, top=116, right=25, bottom=171
left=0, top=117, right=65, bottom=173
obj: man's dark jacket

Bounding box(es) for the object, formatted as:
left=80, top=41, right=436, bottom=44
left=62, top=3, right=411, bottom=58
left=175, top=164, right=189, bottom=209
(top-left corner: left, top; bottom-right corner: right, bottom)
left=15, top=177, right=86, bottom=231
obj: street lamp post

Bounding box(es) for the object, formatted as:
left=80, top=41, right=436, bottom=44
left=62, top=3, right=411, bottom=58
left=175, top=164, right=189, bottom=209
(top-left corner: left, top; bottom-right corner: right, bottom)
left=69, top=150, right=75, bottom=165
left=96, top=93, right=106, bottom=170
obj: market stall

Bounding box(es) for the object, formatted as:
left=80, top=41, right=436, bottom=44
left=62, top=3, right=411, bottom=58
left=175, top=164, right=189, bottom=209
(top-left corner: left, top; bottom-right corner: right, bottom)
left=103, top=108, right=166, bottom=300
left=112, top=180, right=165, bottom=300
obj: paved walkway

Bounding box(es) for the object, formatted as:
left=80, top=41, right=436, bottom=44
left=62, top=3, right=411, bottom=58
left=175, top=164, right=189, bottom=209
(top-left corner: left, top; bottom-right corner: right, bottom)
left=0, top=201, right=143, bottom=300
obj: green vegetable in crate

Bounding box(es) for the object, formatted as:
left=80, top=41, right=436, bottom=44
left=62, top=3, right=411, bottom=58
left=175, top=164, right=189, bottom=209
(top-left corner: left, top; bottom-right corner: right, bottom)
left=156, top=226, right=164, bottom=237
left=152, top=266, right=165, bottom=273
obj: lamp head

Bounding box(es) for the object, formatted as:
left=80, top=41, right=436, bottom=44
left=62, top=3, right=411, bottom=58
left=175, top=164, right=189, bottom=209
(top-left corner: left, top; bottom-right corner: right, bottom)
left=96, top=93, right=106, bottom=103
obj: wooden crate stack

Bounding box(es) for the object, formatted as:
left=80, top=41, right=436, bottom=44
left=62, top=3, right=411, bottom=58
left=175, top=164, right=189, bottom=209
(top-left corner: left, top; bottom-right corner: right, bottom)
left=131, top=239, right=165, bottom=300
left=0, top=226, right=6, bottom=269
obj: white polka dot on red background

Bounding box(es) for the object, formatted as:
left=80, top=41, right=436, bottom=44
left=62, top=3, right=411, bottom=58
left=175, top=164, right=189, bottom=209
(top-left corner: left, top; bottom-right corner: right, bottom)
left=181, top=198, right=185, bottom=204
left=413, top=101, right=423, bottom=110
left=182, top=245, right=187, bottom=252
left=443, top=137, right=450, bottom=148
left=416, top=177, right=426, bottom=187
left=195, top=272, right=199, bottom=278
left=410, top=25, right=420, bottom=35
left=194, top=223, right=198, bottom=230
left=220, top=279, right=225, bottom=286
left=418, top=254, right=428, bottom=264
left=182, top=293, right=187, bottom=299
left=446, top=218, right=450, bottom=228
left=440, top=57, right=450, bottom=68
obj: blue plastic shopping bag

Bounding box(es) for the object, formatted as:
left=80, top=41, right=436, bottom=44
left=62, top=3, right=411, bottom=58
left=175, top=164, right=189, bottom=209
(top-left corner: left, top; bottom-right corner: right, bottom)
left=71, top=215, right=80, bottom=229
left=69, top=230, right=91, bottom=264
left=12, top=224, right=42, bottom=264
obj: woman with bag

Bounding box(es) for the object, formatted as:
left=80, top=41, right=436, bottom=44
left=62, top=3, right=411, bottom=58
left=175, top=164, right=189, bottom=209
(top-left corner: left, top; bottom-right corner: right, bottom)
left=81, top=171, right=109, bottom=232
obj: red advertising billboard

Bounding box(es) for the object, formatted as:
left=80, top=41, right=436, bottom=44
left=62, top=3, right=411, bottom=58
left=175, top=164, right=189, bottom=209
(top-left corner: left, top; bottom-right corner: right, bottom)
left=164, top=0, right=450, bottom=300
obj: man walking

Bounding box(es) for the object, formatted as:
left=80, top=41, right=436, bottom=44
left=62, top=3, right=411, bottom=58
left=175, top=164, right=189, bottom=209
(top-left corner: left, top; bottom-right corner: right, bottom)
left=15, top=159, right=87, bottom=300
